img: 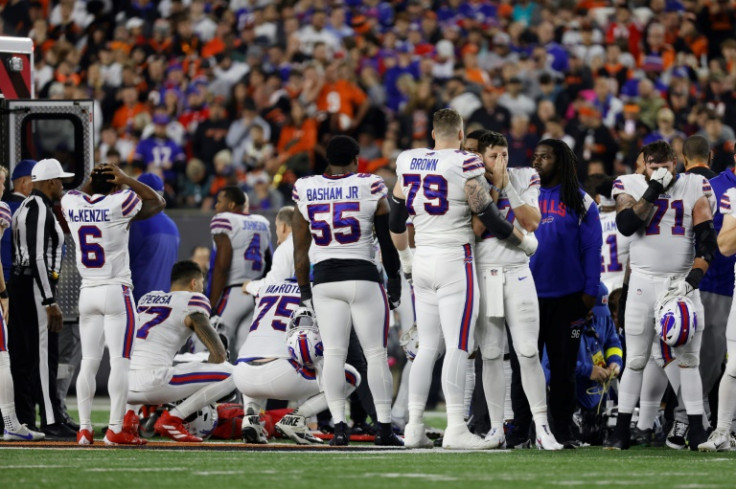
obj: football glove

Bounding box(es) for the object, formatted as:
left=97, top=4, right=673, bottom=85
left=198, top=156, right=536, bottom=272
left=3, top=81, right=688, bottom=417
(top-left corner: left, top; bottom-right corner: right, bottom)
left=654, top=277, right=693, bottom=317
left=519, top=232, right=538, bottom=257
left=387, top=276, right=401, bottom=310
left=649, top=167, right=674, bottom=193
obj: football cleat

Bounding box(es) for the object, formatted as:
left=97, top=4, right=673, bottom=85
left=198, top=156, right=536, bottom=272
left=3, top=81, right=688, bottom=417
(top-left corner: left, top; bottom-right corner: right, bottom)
left=103, top=428, right=147, bottom=446
left=698, top=429, right=731, bottom=452
left=154, top=411, right=203, bottom=442
left=687, top=421, right=707, bottom=452
left=77, top=429, right=94, bottom=445
left=631, top=427, right=653, bottom=447
left=442, top=425, right=496, bottom=450
left=403, top=423, right=434, bottom=448
left=666, top=421, right=688, bottom=450
left=242, top=412, right=268, bottom=444
left=3, top=424, right=45, bottom=442
left=374, top=424, right=404, bottom=447
left=275, top=415, right=323, bottom=445
left=329, top=422, right=349, bottom=446
left=123, top=410, right=140, bottom=436
left=535, top=424, right=563, bottom=451
left=484, top=427, right=506, bottom=449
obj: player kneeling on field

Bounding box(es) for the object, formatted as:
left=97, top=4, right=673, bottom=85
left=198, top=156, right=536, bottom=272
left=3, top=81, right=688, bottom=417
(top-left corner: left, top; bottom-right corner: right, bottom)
left=125, top=261, right=234, bottom=442
left=233, top=280, right=361, bottom=445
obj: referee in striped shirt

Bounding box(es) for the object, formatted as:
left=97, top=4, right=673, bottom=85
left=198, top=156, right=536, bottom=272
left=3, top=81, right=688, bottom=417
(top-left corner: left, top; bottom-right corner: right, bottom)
left=8, top=158, right=77, bottom=440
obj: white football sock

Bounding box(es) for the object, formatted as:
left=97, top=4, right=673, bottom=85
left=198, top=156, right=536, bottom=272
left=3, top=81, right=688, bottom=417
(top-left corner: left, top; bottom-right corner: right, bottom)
left=364, top=346, right=393, bottom=423
left=108, top=357, right=131, bottom=433
left=391, top=361, right=411, bottom=425
left=617, top=367, right=644, bottom=414
left=442, top=348, right=469, bottom=428
left=637, top=359, right=668, bottom=430
left=408, top=345, right=440, bottom=425
left=170, top=376, right=235, bottom=420
left=518, top=353, right=549, bottom=426
left=503, top=358, right=514, bottom=421
left=716, top=373, right=736, bottom=433
left=680, top=367, right=704, bottom=415
left=663, top=361, right=681, bottom=393
left=464, top=358, right=475, bottom=419
left=482, top=357, right=505, bottom=428
left=322, top=348, right=348, bottom=424
left=76, top=357, right=101, bottom=431
left=0, top=352, right=21, bottom=431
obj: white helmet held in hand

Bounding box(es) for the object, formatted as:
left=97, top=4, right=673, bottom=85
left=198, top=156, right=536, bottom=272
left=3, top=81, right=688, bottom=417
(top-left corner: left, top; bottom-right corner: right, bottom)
left=657, top=296, right=697, bottom=347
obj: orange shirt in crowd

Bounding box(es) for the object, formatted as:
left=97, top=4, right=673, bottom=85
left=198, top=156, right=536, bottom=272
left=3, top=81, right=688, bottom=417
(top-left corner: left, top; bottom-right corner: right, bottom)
left=277, top=118, right=318, bottom=158
left=316, top=80, right=367, bottom=118
left=112, top=102, right=148, bottom=133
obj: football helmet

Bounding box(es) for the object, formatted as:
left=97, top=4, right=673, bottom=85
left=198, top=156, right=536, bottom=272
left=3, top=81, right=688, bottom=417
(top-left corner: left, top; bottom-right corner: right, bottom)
left=399, top=323, right=419, bottom=361
left=287, top=327, right=323, bottom=367
left=183, top=404, right=218, bottom=440
left=657, top=296, right=697, bottom=347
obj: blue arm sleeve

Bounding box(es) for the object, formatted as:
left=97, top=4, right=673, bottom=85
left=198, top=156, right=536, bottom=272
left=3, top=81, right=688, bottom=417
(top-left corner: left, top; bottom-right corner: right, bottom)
left=575, top=338, right=593, bottom=379
left=580, top=203, right=603, bottom=297
left=602, top=318, right=624, bottom=367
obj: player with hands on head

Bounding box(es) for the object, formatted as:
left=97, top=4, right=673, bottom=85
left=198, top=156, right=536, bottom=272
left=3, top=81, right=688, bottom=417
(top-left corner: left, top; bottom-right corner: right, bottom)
left=62, top=162, right=165, bottom=445
left=471, top=132, right=562, bottom=450
left=292, top=135, right=403, bottom=446
left=605, top=141, right=716, bottom=451
left=125, top=261, right=233, bottom=443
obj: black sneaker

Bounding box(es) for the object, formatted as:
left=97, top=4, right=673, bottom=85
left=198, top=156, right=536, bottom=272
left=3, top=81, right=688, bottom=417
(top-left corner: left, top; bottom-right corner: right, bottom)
left=631, top=427, right=653, bottom=446
left=350, top=421, right=376, bottom=436
left=329, top=422, right=349, bottom=446
left=602, top=433, right=629, bottom=450
left=687, top=417, right=707, bottom=452
left=374, top=431, right=404, bottom=446
left=41, top=422, right=77, bottom=441
left=61, top=412, right=80, bottom=432
left=666, top=421, right=688, bottom=450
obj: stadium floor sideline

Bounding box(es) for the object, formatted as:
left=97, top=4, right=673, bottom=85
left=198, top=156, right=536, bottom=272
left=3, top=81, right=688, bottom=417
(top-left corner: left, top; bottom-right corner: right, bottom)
left=0, top=441, right=405, bottom=452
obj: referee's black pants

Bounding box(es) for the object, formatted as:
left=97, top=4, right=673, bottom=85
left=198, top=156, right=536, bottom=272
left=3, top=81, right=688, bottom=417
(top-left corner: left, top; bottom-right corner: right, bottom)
left=8, top=273, right=64, bottom=427
left=510, top=291, right=586, bottom=443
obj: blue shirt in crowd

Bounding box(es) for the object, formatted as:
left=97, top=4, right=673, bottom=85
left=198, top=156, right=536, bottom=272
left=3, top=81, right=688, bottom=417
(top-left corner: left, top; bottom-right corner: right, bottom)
left=531, top=185, right=602, bottom=298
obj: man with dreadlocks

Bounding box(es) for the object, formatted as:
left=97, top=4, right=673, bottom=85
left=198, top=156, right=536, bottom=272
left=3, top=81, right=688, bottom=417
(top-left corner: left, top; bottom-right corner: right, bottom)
left=516, top=139, right=602, bottom=448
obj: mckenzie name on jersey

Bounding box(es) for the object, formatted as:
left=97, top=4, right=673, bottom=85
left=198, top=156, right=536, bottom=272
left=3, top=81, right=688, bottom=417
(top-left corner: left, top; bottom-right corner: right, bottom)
left=395, top=148, right=484, bottom=248
left=61, top=189, right=142, bottom=287
left=132, top=291, right=211, bottom=368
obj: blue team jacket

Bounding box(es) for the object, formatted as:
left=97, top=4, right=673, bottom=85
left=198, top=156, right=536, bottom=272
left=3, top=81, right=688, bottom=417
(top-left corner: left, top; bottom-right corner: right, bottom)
left=531, top=185, right=602, bottom=298
left=700, top=169, right=736, bottom=296
left=129, top=212, right=180, bottom=303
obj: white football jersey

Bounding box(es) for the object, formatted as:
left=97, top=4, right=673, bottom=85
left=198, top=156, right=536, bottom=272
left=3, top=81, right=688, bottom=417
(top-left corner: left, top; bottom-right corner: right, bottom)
left=0, top=201, right=11, bottom=234
left=131, top=291, right=212, bottom=368
left=237, top=280, right=301, bottom=360
left=210, top=212, right=271, bottom=285
left=611, top=173, right=715, bottom=275
left=599, top=209, right=632, bottom=292
left=395, top=148, right=485, bottom=248
left=475, top=168, right=540, bottom=266
left=293, top=173, right=386, bottom=264
left=61, top=189, right=142, bottom=287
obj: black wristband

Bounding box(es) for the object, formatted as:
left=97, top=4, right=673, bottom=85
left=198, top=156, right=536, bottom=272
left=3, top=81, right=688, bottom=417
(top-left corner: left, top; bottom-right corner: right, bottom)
left=300, top=284, right=313, bottom=303
left=685, top=268, right=705, bottom=290
left=0, top=290, right=7, bottom=299
left=642, top=181, right=663, bottom=203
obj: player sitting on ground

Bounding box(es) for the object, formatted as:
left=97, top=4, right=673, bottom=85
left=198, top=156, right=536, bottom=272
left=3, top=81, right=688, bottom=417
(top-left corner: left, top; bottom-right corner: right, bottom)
left=125, top=261, right=234, bottom=442
left=233, top=279, right=361, bottom=445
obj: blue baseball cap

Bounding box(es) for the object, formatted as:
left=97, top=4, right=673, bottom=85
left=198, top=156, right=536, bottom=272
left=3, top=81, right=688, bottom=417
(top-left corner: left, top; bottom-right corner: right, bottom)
left=12, top=159, right=37, bottom=180
left=138, top=172, right=164, bottom=192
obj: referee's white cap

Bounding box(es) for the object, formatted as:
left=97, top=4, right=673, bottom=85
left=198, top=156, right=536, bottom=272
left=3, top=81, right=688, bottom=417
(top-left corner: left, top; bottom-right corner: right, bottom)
left=32, top=159, right=75, bottom=182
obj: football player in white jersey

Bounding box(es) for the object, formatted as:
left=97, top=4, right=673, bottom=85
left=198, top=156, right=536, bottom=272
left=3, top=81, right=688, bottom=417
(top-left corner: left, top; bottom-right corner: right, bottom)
left=125, top=261, right=232, bottom=442
left=62, top=164, right=165, bottom=445
left=0, top=167, right=44, bottom=442
left=233, top=280, right=361, bottom=445
left=389, top=109, right=537, bottom=449
left=472, top=132, right=562, bottom=450
left=292, top=135, right=403, bottom=446
left=209, top=186, right=272, bottom=357
left=699, top=188, right=736, bottom=451
left=593, top=177, right=632, bottom=293
left=605, top=141, right=717, bottom=450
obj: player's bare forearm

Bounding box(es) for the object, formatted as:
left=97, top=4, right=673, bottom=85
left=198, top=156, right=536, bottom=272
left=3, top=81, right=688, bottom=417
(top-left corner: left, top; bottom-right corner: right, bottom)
left=472, top=215, right=485, bottom=238
left=631, top=197, right=655, bottom=220
left=189, top=312, right=227, bottom=364
left=209, top=235, right=232, bottom=306
left=464, top=176, right=493, bottom=214
left=514, top=205, right=541, bottom=232
left=292, top=210, right=312, bottom=289
left=691, top=257, right=709, bottom=276
left=718, top=216, right=736, bottom=256
left=112, top=165, right=165, bottom=220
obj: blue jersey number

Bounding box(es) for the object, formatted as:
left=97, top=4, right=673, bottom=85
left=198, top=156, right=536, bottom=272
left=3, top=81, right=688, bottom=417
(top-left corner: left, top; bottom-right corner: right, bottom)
left=306, top=202, right=361, bottom=246
left=244, top=234, right=263, bottom=271
left=78, top=226, right=105, bottom=268
left=645, top=199, right=685, bottom=236
left=403, top=174, right=449, bottom=215
left=250, top=295, right=300, bottom=332
left=136, top=306, right=172, bottom=339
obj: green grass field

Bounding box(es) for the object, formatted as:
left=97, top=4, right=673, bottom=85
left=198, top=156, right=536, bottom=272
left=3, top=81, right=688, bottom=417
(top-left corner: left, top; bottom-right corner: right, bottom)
left=2, top=402, right=735, bottom=489
left=2, top=447, right=736, bottom=489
